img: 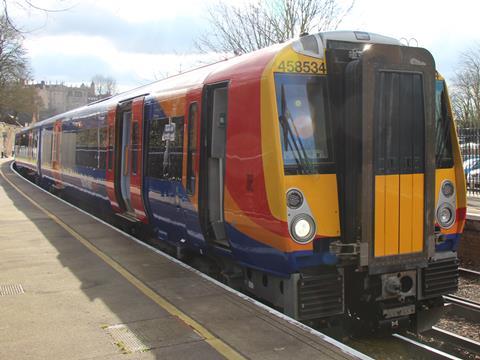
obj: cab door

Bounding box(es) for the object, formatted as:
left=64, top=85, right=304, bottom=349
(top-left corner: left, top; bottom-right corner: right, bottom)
left=199, top=83, right=230, bottom=248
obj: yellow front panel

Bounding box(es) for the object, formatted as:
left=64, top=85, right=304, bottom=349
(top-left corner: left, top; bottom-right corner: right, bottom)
left=385, top=175, right=400, bottom=255
left=374, top=176, right=386, bottom=257
left=284, top=174, right=340, bottom=238
left=412, top=174, right=424, bottom=252
left=399, top=174, right=413, bottom=254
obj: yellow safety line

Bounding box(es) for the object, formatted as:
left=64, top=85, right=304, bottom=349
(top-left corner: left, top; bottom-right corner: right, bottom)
left=0, top=166, right=245, bottom=360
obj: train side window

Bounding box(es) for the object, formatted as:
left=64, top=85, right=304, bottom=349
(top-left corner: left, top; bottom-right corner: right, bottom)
left=28, top=131, right=33, bottom=159
left=99, top=127, right=107, bottom=170
left=170, top=116, right=184, bottom=181
left=32, top=131, right=38, bottom=160
left=147, top=116, right=184, bottom=180
left=75, top=125, right=98, bottom=168
left=61, top=123, right=76, bottom=170
left=107, top=124, right=114, bottom=170
left=41, top=127, right=53, bottom=167
left=131, top=121, right=139, bottom=175
left=20, top=132, right=28, bottom=158
left=186, top=103, right=198, bottom=195
left=147, top=116, right=168, bottom=179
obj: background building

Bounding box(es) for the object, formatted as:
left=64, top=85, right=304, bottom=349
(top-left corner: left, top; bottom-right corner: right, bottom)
left=0, top=118, right=21, bottom=158
left=34, top=81, right=98, bottom=121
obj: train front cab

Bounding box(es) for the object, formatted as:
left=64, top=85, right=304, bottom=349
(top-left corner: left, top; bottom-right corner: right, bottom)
left=260, top=34, right=466, bottom=331
left=336, top=43, right=465, bottom=332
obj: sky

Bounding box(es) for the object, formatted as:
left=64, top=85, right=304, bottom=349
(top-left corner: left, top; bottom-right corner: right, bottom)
left=10, top=0, right=480, bottom=92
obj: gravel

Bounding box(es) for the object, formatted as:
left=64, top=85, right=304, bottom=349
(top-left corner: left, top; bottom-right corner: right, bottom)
left=456, top=275, right=480, bottom=303
left=436, top=315, right=480, bottom=343
left=435, top=269, right=480, bottom=346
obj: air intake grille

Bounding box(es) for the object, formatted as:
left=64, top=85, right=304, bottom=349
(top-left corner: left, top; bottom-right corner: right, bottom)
left=297, top=272, right=344, bottom=320
left=422, top=258, right=459, bottom=298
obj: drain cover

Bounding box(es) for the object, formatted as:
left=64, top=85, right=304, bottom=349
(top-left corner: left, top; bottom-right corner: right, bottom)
left=0, top=284, right=24, bottom=296
left=105, top=324, right=150, bottom=354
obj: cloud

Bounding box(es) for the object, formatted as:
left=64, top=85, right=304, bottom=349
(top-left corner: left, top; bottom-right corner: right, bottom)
left=20, top=3, right=206, bottom=54
left=25, top=34, right=224, bottom=90
left=19, top=0, right=222, bottom=90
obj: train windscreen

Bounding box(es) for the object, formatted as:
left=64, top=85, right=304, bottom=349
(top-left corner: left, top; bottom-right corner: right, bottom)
left=274, top=73, right=334, bottom=175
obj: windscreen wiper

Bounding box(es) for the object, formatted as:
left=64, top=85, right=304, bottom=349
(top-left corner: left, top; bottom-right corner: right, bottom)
left=280, top=85, right=313, bottom=174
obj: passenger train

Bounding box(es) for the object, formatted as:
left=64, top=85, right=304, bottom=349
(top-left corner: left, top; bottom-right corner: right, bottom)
left=15, top=31, right=466, bottom=332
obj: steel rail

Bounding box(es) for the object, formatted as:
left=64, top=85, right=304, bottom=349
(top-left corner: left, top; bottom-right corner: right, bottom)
left=392, top=333, right=463, bottom=360
left=459, top=267, right=480, bottom=277
left=428, top=326, right=480, bottom=356
left=443, top=294, right=480, bottom=322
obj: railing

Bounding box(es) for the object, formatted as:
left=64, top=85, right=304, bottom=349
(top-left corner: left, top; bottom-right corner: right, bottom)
left=458, top=127, right=480, bottom=195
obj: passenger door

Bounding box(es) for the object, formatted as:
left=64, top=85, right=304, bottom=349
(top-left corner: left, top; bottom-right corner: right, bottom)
left=129, top=97, right=148, bottom=222
left=112, top=96, right=148, bottom=222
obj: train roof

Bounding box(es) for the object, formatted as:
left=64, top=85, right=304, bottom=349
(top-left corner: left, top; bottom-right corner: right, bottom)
left=21, top=30, right=401, bottom=132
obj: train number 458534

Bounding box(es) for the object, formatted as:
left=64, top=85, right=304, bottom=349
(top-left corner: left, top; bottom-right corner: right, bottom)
left=277, top=60, right=326, bottom=74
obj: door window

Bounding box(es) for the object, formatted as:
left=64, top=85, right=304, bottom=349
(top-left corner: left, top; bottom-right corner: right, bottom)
left=186, top=103, right=198, bottom=195
left=131, top=121, right=139, bottom=175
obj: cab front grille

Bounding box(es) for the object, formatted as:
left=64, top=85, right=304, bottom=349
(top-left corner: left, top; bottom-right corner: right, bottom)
left=297, top=272, right=344, bottom=320
left=422, top=258, right=459, bottom=298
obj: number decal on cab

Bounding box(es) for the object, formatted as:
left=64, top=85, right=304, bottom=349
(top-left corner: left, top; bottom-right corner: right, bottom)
left=276, top=60, right=326, bottom=74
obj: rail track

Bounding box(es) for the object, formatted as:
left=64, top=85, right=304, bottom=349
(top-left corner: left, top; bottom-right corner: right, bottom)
left=459, top=267, right=480, bottom=277
left=393, top=333, right=464, bottom=360
left=427, top=327, right=480, bottom=357
left=393, top=326, right=480, bottom=359
left=443, top=294, right=480, bottom=322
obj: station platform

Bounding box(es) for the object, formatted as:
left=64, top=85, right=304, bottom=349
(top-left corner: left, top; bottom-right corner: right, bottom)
left=0, top=159, right=367, bottom=360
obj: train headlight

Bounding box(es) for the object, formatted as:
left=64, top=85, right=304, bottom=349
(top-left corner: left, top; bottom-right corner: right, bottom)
left=287, top=189, right=303, bottom=209
left=436, top=203, right=455, bottom=229
left=441, top=181, right=455, bottom=198
left=291, top=215, right=316, bottom=243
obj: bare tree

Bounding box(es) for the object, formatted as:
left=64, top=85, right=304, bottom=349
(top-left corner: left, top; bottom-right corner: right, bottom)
left=196, top=0, right=355, bottom=54
left=91, top=74, right=117, bottom=98
left=0, top=15, right=28, bottom=84
left=0, top=15, right=40, bottom=123
left=451, top=44, right=480, bottom=128
left=1, top=0, right=74, bottom=32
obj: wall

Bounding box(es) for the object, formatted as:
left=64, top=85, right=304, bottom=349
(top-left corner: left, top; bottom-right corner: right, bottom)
left=458, top=219, right=480, bottom=267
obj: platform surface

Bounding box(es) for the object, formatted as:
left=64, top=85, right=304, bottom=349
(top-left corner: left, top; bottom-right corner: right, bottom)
left=0, top=160, right=366, bottom=360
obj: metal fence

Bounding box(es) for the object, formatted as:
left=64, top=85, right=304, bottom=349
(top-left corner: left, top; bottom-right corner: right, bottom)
left=458, top=127, right=480, bottom=195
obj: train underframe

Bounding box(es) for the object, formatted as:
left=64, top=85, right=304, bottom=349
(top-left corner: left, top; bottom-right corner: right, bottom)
left=222, top=254, right=459, bottom=335
left=150, top=228, right=459, bottom=335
